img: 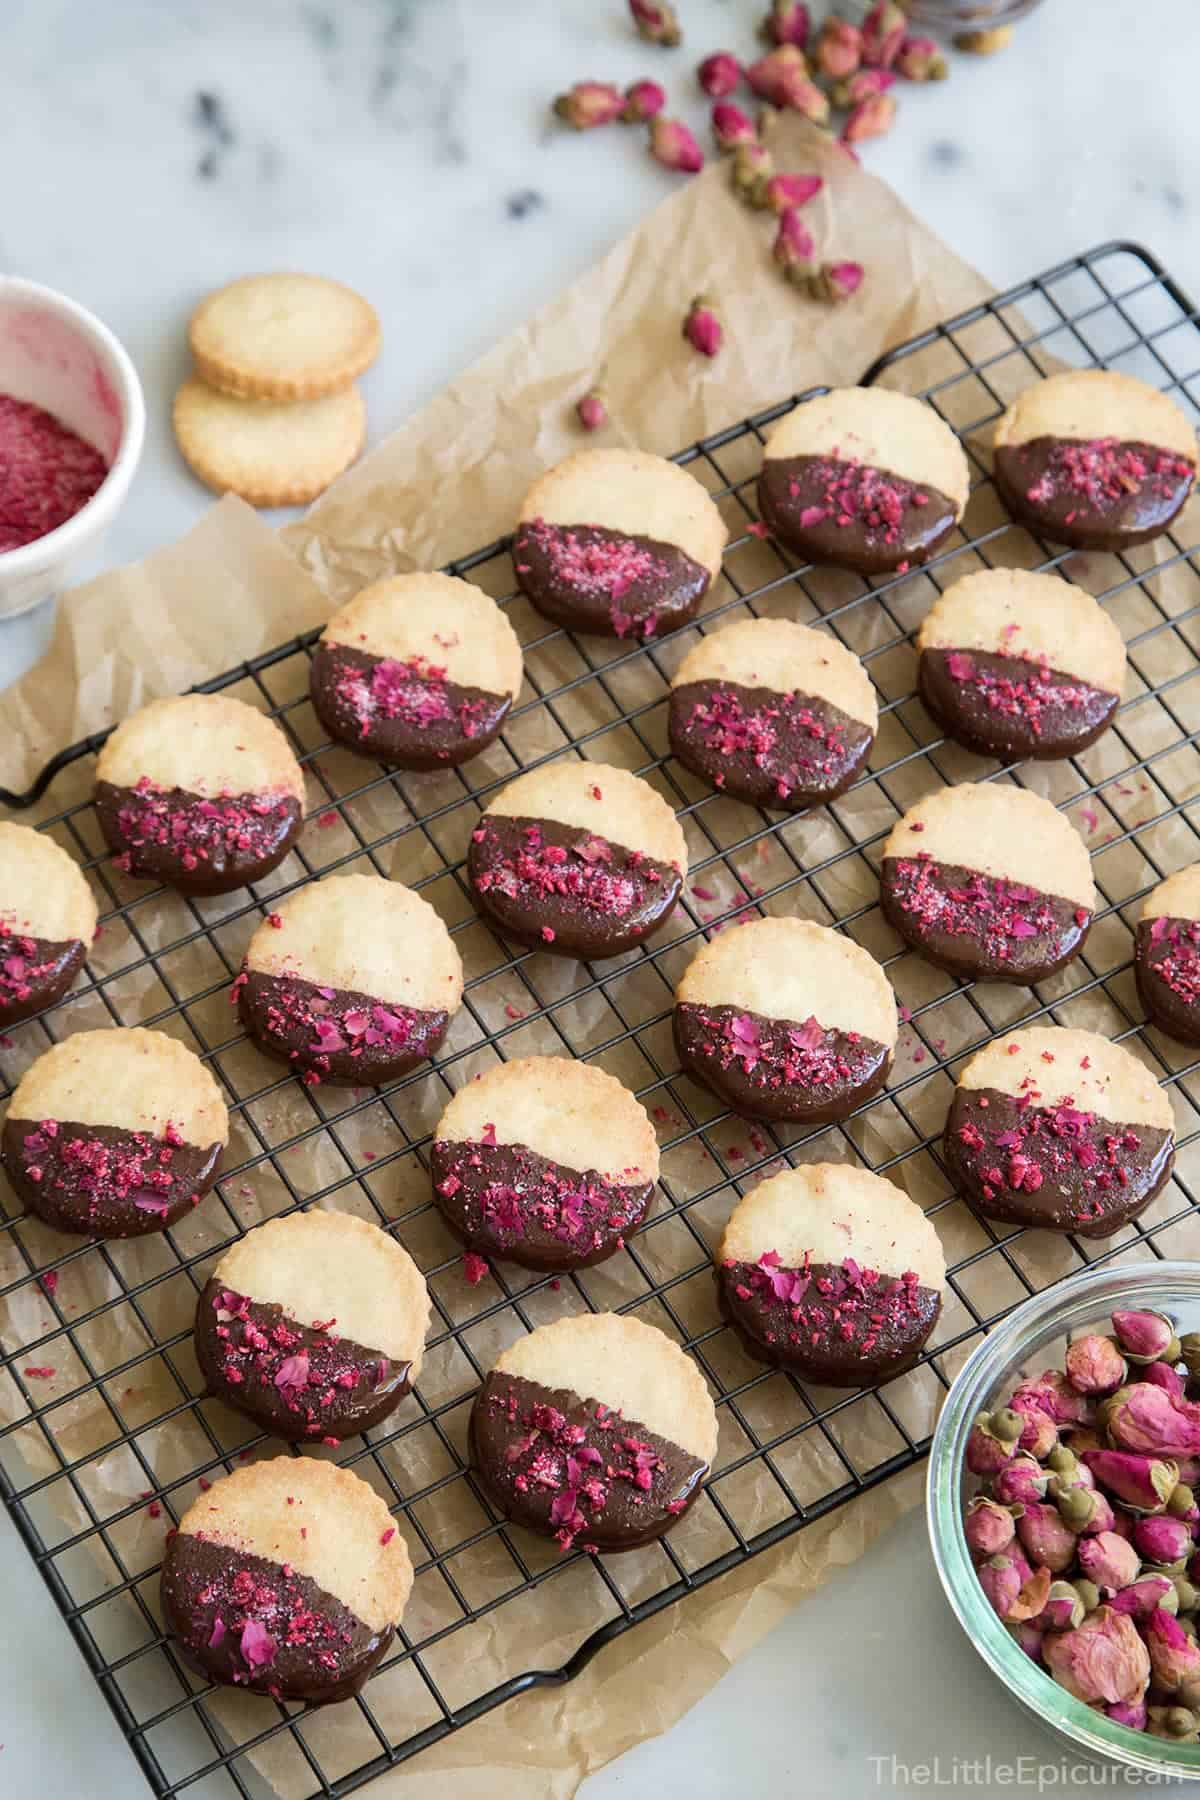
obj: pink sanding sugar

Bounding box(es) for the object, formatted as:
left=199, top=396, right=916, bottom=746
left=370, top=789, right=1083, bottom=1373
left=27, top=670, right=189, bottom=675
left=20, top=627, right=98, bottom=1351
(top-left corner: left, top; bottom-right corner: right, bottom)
left=0, top=394, right=108, bottom=553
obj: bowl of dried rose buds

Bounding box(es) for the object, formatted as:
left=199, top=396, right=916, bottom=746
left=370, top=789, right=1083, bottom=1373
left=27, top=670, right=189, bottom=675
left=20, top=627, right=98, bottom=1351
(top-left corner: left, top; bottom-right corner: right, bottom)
left=929, top=1261, right=1200, bottom=1772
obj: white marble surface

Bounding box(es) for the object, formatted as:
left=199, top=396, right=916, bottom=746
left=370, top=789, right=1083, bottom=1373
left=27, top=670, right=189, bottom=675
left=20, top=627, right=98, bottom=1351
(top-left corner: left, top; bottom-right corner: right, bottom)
left=1, top=0, right=1197, bottom=1794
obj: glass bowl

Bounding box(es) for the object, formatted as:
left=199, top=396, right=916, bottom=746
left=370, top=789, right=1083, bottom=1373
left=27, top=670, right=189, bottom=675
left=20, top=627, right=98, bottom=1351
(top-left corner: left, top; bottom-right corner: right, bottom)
left=928, top=1259, right=1200, bottom=1776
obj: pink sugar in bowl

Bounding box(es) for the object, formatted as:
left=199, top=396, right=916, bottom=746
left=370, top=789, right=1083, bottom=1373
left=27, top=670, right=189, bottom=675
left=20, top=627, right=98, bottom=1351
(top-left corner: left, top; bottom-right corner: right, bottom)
left=0, top=276, right=145, bottom=618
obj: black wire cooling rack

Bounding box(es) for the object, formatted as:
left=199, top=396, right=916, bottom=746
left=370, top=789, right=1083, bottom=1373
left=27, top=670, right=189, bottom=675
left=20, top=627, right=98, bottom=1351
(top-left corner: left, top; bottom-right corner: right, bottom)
left=3, top=241, right=1200, bottom=1800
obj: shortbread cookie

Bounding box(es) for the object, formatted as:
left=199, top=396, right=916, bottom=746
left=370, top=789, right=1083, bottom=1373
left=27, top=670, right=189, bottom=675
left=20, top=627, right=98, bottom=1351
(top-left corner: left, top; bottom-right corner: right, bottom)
left=668, top=618, right=878, bottom=809
left=467, top=760, right=687, bottom=959
left=309, top=572, right=523, bottom=768
left=432, top=1057, right=659, bottom=1272
left=943, top=1026, right=1175, bottom=1238
left=674, top=918, right=896, bottom=1123
left=470, top=1313, right=717, bottom=1551
left=514, top=448, right=728, bottom=642
left=235, top=874, right=463, bottom=1086
left=993, top=370, right=1196, bottom=553
left=2, top=1027, right=228, bottom=1237
left=196, top=1211, right=429, bottom=1441
left=880, top=782, right=1095, bottom=983
left=188, top=273, right=381, bottom=401
left=173, top=378, right=365, bottom=507
left=161, top=1456, right=410, bottom=1703
left=717, top=1163, right=945, bottom=1384
left=757, top=387, right=970, bottom=576
left=1135, top=864, right=1200, bottom=1046
left=917, top=568, right=1126, bottom=761
left=95, top=694, right=306, bottom=896
left=0, top=823, right=97, bottom=1026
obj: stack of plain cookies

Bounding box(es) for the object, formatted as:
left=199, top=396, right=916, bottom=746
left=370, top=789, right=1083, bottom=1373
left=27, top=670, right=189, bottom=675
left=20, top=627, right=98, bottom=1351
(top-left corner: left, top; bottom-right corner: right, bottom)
left=173, top=272, right=379, bottom=507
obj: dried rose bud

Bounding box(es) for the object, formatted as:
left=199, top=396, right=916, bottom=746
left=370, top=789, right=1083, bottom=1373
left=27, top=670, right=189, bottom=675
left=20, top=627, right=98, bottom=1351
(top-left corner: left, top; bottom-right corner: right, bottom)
left=1017, top=1502, right=1078, bottom=1573
left=1171, top=1483, right=1200, bottom=1524
left=1106, top=1698, right=1149, bottom=1730
left=1148, top=1704, right=1200, bottom=1741
left=649, top=116, right=704, bottom=172
left=807, top=260, right=865, bottom=304
left=698, top=52, right=741, bottom=97
left=1080, top=1491, right=1118, bottom=1537
left=1111, top=1575, right=1178, bottom=1620
left=1044, top=1607, right=1151, bottom=1706
left=772, top=207, right=817, bottom=283
left=553, top=80, right=625, bottom=130
left=992, top=1452, right=1049, bottom=1506
left=1034, top=1580, right=1086, bottom=1633
left=831, top=67, right=898, bottom=107
left=842, top=92, right=896, bottom=144
left=711, top=102, right=757, bottom=151
left=1113, top=1310, right=1180, bottom=1366
left=746, top=44, right=809, bottom=105
left=953, top=25, right=1012, bottom=54
left=1056, top=1485, right=1103, bottom=1533
left=785, top=76, right=831, bottom=124
left=1077, top=1531, right=1142, bottom=1594
left=1147, top=1606, right=1200, bottom=1690
left=630, top=0, right=681, bottom=47
left=895, top=34, right=949, bottom=81
left=762, top=0, right=811, bottom=48
left=1048, top=1463, right=1096, bottom=1502
left=964, top=1495, right=1018, bottom=1558
left=682, top=296, right=722, bottom=358
left=1018, top=1407, right=1059, bottom=1461
left=977, top=1551, right=1024, bottom=1620
left=761, top=171, right=823, bottom=214
left=1073, top=1577, right=1101, bottom=1612
left=1046, top=1444, right=1078, bottom=1477
left=1135, top=1514, right=1194, bottom=1565
left=575, top=388, right=608, bottom=432
left=1008, top=1620, right=1045, bottom=1661
left=1106, top=1384, right=1200, bottom=1459
left=621, top=79, right=667, bottom=122
left=1013, top=1371, right=1096, bottom=1427
left=1066, top=1335, right=1129, bottom=1397
left=813, top=15, right=862, bottom=79
left=730, top=140, right=774, bottom=204
left=1082, top=1448, right=1179, bottom=1513
left=861, top=0, right=907, bottom=68
left=1144, top=1361, right=1187, bottom=1400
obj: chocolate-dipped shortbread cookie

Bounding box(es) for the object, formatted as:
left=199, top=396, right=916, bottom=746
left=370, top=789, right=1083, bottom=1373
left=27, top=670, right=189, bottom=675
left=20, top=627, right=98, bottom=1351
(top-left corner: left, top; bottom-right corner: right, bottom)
left=668, top=617, right=877, bottom=810
left=944, top=1026, right=1175, bottom=1238
left=2, top=1026, right=228, bottom=1237
left=880, top=782, right=1095, bottom=984
left=95, top=694, right=306, bottom=895
left=161, top=1457, right=411, bottom=1703
left=309, top=571, right=524, bottom=768
left=235, top=874, right=463, bottom=1086
left=467, top=760, right=687, bottom=959
left=514, top=447, right=728, bottom=642
left=673, top=917, right=897, bottom=1123
left=196, top=1211, right=429, bottom=1441
left=992, top=369, right=1196, bottom=553
left=717, top=1162, right=945, bottom=1385
left=1135, top=864, right=1200, bottom=1046
left=756, top=387, right=969, bottom=576
left=0, top=823, right=97, bottom=1027
left=470, top=1313, right=717, bottom=1551
left=917, top=568, right=1126, bottom=762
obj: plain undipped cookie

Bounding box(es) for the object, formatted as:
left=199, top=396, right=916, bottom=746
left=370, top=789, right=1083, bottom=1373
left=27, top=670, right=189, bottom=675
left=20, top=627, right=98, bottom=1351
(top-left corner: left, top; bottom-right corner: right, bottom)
left=880, top=782, right=1095, bottom=983
left=196, top=1210, right=430, bottom=1441
left=717, top=1162, right=945, bottom=1384
left=95, top=693, right=306, bottom=896
left=674, top=917, right=897, bottom=1123
left=2, top=1026, right=229, bottom=1237
left=757, top=387, right=970, bottom=576
left=0, top=823, right=98, bottom=1026
left=668, top=618, right=878, bottom=810
left=917, top=567, right=1127, bottom=761
left=431, top=1056, right=660, bottom=1272
left=992, top=369, right=1197, bottom=552
left=514, top=447, right=729, bottom=642
left=173, top=378, right=366, bottom=507
left=236, top=874, right=464, bottom=1086
left=470, top=1312, right=717, bottom=1551
left=944, top=1025, right=1175, bottom=1237
left=161, top=1455, right=410, bottom=1703
left=188, top=273, right=381, bottom=401
left=1135, top=863, right=1200, bottom=1046
left=467, top=760, right=688, bottom=959
left=309, top=572, right=524, bottom=768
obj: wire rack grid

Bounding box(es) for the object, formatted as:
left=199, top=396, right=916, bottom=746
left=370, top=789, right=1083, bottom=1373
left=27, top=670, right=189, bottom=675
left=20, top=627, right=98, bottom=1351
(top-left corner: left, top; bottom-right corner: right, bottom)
left=2, top=241, right=1200, bottom=1800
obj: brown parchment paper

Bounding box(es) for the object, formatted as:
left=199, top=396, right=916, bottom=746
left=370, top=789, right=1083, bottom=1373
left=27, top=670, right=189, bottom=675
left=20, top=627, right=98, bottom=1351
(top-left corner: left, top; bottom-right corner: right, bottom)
left=8, top=114, right=1178, bottom=1800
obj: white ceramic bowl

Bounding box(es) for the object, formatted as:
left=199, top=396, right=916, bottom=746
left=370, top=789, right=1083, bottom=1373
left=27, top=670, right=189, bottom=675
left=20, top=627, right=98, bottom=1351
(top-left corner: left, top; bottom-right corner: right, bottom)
left=0, top=276, right=145, bottom=619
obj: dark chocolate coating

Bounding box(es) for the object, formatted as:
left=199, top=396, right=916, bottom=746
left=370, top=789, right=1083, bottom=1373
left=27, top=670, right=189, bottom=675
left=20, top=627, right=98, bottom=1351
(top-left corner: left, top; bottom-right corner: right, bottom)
left=1, top=1116, right=222, bottom=1237
left=467, top=814, right=682, bottom=959
left=668, top=679, right=874, bottom=810
left=513, top=519, right=710, bottom=641
left=993, top=437, right=1195, bottom=553
left=194, top=1278, right=411, bottom=1441
left=673, top=1002, right=890, bottom=1124
left=236, top=967, right=449, bottom=1086
left=918, top=647, right=1119, bottom=762
left=757, top=454, right=958, bottom=575
left=95, top=779, right=302, bottom=896
left=309, top=641, right=512, bottom=769
left=1135, top=916, right=1200, bottom=1047
left=0, top=931, right=88, bottom=1026
left=469, top=1370, right=707, bottom=1551
left=160, top=1533, right=392, bottom=1704
left=430, top=1137, right=652, bottom=1272
left=717, top=1257, right=940, bottom=1385
left=943, top=1086, right=1174, bottom=1238
left=880, top=855, right=1091, bottom=984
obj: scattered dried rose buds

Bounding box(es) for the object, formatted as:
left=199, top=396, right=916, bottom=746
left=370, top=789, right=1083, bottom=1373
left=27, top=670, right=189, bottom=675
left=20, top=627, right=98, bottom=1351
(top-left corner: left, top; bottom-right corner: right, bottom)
left=553, top=81, right=624, bottom=130
left=730, top=140, right=774, bottom=205
left=698, top=51, right=741, bottom=97
left=861, top=0, right=907, bottom=69
left=649, top=116, right=704, bottom=172
left=813, top=16, right=863, bottom=80
left=842, top=92, right=896, bottom=144
left=621, top=79, right=667, bottom=122
left=832, top=67, right=897, bottom=108
left=711, top=101, right=757, bottom=151
left=895, top=34, right=949, bottom=81
left=761, top=0, right=811, bottom=48
left=807, top=260, right=865, bottom=303
left=761, top=171, right=823, bottom=215
left=746, top=44, right=809, bottom=104
left=682, top=295, right=722, bottom=357
left=772, top=207, right=816, bottom=282
left=575, top=388, right=608, bottom=431
left=629, top=0, right=681, bottom=46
